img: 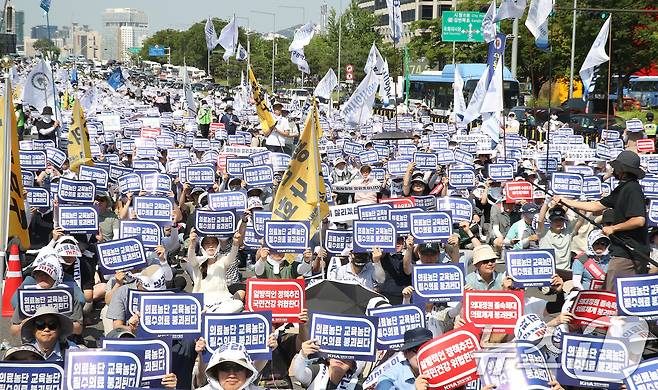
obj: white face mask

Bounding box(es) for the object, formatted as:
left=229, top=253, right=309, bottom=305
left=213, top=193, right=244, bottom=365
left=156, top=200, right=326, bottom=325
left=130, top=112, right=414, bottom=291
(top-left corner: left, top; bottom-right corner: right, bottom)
left=42, top=115, right=52, bottom=122
left=335, top=168, right=345, bottom=175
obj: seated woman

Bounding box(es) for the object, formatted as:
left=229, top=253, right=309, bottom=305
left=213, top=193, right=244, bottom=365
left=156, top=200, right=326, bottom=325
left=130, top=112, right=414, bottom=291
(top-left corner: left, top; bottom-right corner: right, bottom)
left=290, top=339, right=363, bottom=390
left=196, top=343, right=266, bottom=390
left=20, top=306, right=79, bottom=362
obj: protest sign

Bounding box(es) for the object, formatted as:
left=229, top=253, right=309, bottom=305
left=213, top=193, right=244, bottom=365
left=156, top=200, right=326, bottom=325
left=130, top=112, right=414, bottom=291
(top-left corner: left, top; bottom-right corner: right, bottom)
left=557, top=333, right=628, bottom=388
left=250, top=210, right=270, bottom=237
left=583, top=176, right=602, bottom=199
left=118, top=173, right=143, bottom=194
left=359, top=150, right=379, bottom=165
left=505, top=249, right=555, bottom=288
left=18, top=287, right=74, bottom=317
left=0, top=362, right=63, bottom=390
left=58, top=206, right=98, bottom=233
left=352, top=220, right=397, bottom=252
left=102, top=337, right=171, bottom=381
left=454, top=149, right=474, bottom=166
left=409, top=212, right=452, bottom=242
left=449, top=169, right=476, bottom=189
left=363, top=352, right=405, bottom=389
left=641, top=177, right=658, bottom=198
left=97, top=238, right=147, bottom=275
left=32, top=139, right=55, bottom=150
left=367, top=305, right=426, bottom=350
left=138, top=293, right=203, bottom=339
left=167, top=148, right=189, bottom=160
left=243, top=165, right=274, bottom=187
left=65, top=349, right=142, bottom=390
left=193, top=138, right=210, bottom=151
left=119, top=221, right=161, bottom=249
left=536, top=157, right=559, bottom=173
left=156, top=135, right=175, bottom=149
left=22, top=170, right=34, bottom=187
left=19, top=150, right=47, bottom=171
left=135, top=147, right=157, bottom=160
left=132, top=160, right=159, bottom=172
left=417, top=324, right=481, bottom=389
left=245, top=279, right=304, bottom=323
left=343, top=141, right=364, bottom=157
left=270, top=152, right=291, bottom=172
left=332, top=183, right=383, bottom=193
left=208, top=191, right=247, bottom=211
left=141, top=173, right=171, bottom=194
left=414, top=152, right=438, bottom=171
left=435, top=197, right=473, bottom=223
left=202, top=311, right=272, bottom=360
left=487, top=163, right=514, bottom=182
left=309, top=312, right=377, bottom=361
left=79, top=165, right=109, bottom=190
left=637, top=139, right=655, bottom=153
left=435, top=149, right=455, bottom=165
left=358, top=203, right=392, bottom=221
left=397, top=144, right=418, bottom=160
left=429, top=135, right=449, bottom=150
left=324, top=229, right=353, bottom=254
left=649, top=200, right=658, bottom=227
left=185, top=165, right=215, bottom=186
left=505, top=181, right=533, bottom=202
left=464, top=290, right=524, bottom=334
left=413, top=195, right=437, bottom=211
left=551, top=173, right=583, bottom=197
left=264, top=221, right=309, bottom=252
left=328, top=203, right=359, bottom=222
left=623, top=356, right=658, bottom=390
left=379, top=197, right=415, bottom=208
left=388, top=207, right=422, bottom=234
left=514, top=313, right=548, bottom=342
left=109, top=164, right=133, bottom=182
left=46, top=146, right=67, bottom=168
left=250, top=150, right=271, bottom=166
left=481, top=343, right=552, bottom=390
left=194, top=210, right=236, bottom=236
left=26, top=187, right=50, bottom=208
left=133, top=197, right=173, bottom=222
left=387, top=159, right=411, bottom=177
left=565, top=165, right=594, bottom=176
left=569, top=290, right=617, bottom=327
left=616, top=274, right=658, bottom=318
left=412, top=263, right=465, bottom=303
left=225, top=157, right=253, bottom=177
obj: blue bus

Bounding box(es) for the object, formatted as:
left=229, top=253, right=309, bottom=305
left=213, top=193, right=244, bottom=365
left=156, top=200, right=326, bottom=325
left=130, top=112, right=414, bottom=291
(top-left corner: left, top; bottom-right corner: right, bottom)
left=628, top=76, right=658, bottom=108
left=407, top=63, right=520, bottom=115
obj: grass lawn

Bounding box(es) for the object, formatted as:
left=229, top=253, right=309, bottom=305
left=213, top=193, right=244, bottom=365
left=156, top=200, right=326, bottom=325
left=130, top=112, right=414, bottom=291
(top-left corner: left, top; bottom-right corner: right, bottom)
left=616, top=108, right=658, bottom=121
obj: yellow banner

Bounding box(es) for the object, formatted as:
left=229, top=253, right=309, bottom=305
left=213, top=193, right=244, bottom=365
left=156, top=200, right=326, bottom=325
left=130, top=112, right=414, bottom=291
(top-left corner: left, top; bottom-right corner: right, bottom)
left=271, top=102, right=329, bottom=241
left=0, top=80, right=30, bottom=250
left=67, top=100, right=94, bottom=173
left=248, top=66, right=276, bottom=133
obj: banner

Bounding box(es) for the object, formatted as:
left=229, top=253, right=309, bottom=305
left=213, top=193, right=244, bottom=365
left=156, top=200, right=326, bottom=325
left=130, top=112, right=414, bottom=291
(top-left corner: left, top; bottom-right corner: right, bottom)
left=0, top=362, right=63, bottom=389
left=58, top=206, right=98, bottom=233
left=505, top=181, right=533, bottom=202
left=109, top=165, right=133, bottom=182
left=264, top=221, right=309, bottom=252
left=551, top=173, right=583, bottom=197
left=18, top=287, right=73, bottom=317
left=138, top=293, right=203, bottom=339
left=245, top=279, right=305, bottom=323
left=133, top=197, right=173, bottom=222
left=182, top=165, right=214, bottom=187
left=623, top=357, right=658, bottom=390
left=341, top=69, right=379, bottom=126
left=388, top=207, right=420, bottom=234
left=324, top=229, right=353, bottom=254
left=25, top=187, right=50, bottom=208
left=243, top=165, right=274, bottom=187
left=208, top=191, right=247, bottom=211
left=505, top=249, right=555, bottom=288
left=118, top=173, right=143, bottom=194
left=194, top=210, right=236, bottom=236
left=97, top=238, right=147, bottom=275
left=19, top=150, right=46, bottom=171
left=359, top=150, right=379, bottom=165
left=417, top=324, right=481, bottom=389
left=583, top=176, right=602, bottom=199
left=248, top=66, right=276, bottom=131
left=67, top=101, right=95, bottom=173
left=414, top=152, right=438, bottom=171
left=202, top=311, right=272, bottom=361
left=464, top=290, right=524, bottom=333
left=65, top=350, right=142, bottom=390
left=367, top=305, right=425, bottom=350
left=332, top=183, right=383, bottom=193
left=141, top=173, right=171, bottom=194
left=487, top=163, right=514, bottom=181
left=409, top=212, right=452, bottom=242
left=328, top=203, right=359, bottom=223
left=436, top=150, right=455, bottom=165
left=309, top=312, right=377, bottom=361
left=102, top=337, right=171, bottom=381
left=412, top=263, right=465, bottom=303
left=120, top=221, right=161, bottom=249
left=57, top=178, right=95, bottom=204
left=478, top=342, right=551, bottom=390
left=435, top=197, right=472, bottom=223
left=358, top=204, right=392, bottom=221
left=569, top=290, right=617, bottom=327
left=46, top=146, right=67, bottom=168
left=387, top=159, right=411, bottom=176
left=353, top=220, right=396, bottom=252
left=557, top=333, right=627, bottom=388
left=616, top=274, right=658, bottom=318
left=79, top=165, right=108, bottom=190
left=413, top=195, right=437, bottom=211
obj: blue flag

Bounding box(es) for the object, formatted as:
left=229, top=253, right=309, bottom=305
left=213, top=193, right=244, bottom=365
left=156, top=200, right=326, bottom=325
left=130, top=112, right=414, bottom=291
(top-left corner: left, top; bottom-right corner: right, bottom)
left=107, top=67, right=125, bottom=91
left=70, top=67, right=78, bottom=85
left=40, top=0, right=52, bottom=12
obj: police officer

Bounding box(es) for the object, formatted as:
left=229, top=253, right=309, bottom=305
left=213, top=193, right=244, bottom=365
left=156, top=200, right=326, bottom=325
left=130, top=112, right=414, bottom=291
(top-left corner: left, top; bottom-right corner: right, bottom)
left=645, top=112, right=656, bottom=139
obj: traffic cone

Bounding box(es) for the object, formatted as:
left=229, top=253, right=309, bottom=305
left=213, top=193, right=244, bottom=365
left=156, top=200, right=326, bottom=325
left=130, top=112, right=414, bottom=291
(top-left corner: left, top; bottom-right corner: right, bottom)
left=2, top=244, right=22, bottom=317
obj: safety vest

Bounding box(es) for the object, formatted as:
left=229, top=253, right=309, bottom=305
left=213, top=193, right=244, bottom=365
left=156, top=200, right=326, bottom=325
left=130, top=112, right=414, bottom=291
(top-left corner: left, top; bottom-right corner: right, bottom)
left=645, top=123, right=657, bottom=136
left=16, top=108, right=25, bottom=128
left=197, top=106, right=212, bottom=125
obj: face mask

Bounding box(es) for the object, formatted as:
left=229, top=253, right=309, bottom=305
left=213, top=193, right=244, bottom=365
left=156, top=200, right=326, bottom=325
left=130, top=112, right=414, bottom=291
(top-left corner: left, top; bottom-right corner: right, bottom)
left=42, top=115, right=52, bottom=122
left=613, top=170, right=623, bottom=180
left=335, top=168, right=345, bottom=175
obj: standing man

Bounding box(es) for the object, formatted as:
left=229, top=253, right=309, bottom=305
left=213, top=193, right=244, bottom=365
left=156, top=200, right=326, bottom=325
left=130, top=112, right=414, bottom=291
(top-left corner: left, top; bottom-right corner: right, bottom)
left=553, top=150, right=648, bottom=291
left=32, top=106, right=60, bottom=144
left=265, top=102, right=289, bottom=153
left=219, top=105, right=240, bottom=136
left=645, top=112, right=656, bottom=140
left=196, top=100, right=212, bottom=139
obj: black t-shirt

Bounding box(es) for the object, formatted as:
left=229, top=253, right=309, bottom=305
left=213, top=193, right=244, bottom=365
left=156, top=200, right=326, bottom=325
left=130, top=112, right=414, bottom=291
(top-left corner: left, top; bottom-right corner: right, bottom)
left=258, top=332, right=298, bottom=387
left=62, top=260, right=94, bottom=292
left=380, top=253, right=411, bottom=301
left=600, top=179, right=649, bottom=260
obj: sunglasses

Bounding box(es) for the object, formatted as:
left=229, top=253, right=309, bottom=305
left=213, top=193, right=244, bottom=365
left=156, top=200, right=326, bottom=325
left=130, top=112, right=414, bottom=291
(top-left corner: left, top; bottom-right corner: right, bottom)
left=35, top=319, right=59, bottom=331
left=218, top=362, right=245, bottom=372
left=479, top=259, right=496, bottom=264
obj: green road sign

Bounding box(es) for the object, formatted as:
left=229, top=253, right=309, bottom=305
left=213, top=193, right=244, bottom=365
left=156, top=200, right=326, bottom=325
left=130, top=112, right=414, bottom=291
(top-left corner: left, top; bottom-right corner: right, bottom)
left=442, top=11, right=485, bottom=43
left=128, top=47, right=141, bottom=54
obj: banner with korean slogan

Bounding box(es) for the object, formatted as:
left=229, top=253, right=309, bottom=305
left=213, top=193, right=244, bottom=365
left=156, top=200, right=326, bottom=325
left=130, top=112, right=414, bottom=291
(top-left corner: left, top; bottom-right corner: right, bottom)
left=417, top=323, right=482, bottom=389
left=58, top=178, right=95, bottom=203
left=435, top=197, right=473, bottom=223
left=208, top=191, right=247, bottom=211
left=194, top=210, right=237, bottom=236
left=412, top=263, right=465, bottom=303
left=138, top=292, right=203, bottom=339
left=264, top=221, right=309, bottom=253
left=271, top=103, right=329, bottom=241
left=557, top=333, right=628, bottom=388
left=65, top=349, right=142, bottom=390
left=202, top=311, right=272, bottom=361
left=102, top=337, right=172, bottom=382
left=120, top=220, right=161, bottom=249
left=67, top=100, right=95, bottom=173
left=0, top=362, right=63, bottom=389
left=569, top=290, right=617, bottom=328
left=245, top=279, right=305, bottom=323
left=478, top=342, right=552, bottom=390
left=19, top=287, right=74, bottom=317
left=409, top=212, right=453, bottom=243
left=248, top=66, right=276, bottom=132
left=133, top=197, right=173, bottom=223
left=505, top=249, right=555, bottom=288
left=352, top=220, right=397, bottom=252
left=623, top=356, right=658, bottom=390
left=58, top=205, right=98, bottom=233
left=324, top=229, right=353, bottom=254
left=367, top=305, right=425, bottom=350
left=309, top=312, right=378, bottom=361
left=97, top=238, right=148, bottom=275
left=464, top=290, right=524, bottom=334
left=616, top=274, right=658, bottom=319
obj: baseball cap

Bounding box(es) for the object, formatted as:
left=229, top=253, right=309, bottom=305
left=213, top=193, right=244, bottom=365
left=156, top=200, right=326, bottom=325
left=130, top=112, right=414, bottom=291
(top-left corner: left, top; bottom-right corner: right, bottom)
left=247, top=196, right=263, bottom=210
left=418, top=242, right=440, bottom=255
left=521, top=203, right=540, bottom=214
left=548, top=207, right=568, bottom=222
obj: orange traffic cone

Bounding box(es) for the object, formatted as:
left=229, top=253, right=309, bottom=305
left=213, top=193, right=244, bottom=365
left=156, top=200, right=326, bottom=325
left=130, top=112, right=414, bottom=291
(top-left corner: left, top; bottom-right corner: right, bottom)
left=2, top=244, right=22, bottom=317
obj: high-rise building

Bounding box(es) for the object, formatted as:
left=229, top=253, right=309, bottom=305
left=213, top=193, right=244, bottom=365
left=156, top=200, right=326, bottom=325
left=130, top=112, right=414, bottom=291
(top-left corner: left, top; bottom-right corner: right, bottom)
left=102, top=8, right=148, bottom=62
left=30, top=25, right=57, bottom=40
left=72, top=23, right=101, bottom=60
left=15, top=10, right=24, bottom=50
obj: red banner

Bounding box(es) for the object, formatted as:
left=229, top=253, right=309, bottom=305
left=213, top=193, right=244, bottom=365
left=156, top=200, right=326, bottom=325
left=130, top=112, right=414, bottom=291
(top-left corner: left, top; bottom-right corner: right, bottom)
left=584, top=259, right=606, bottom=280
left=505, top=181, right=533, bottom=202
left=245, top=279, right=305, bottom=323
left=464, top=290, right=524, bottom=334
left=216, top=153, right=237, bottom=174
left=637, top=139, right=655, bottom=153
left=140, top=127, right=161, bottom=138
left=379, top=197, right=415, bottom=208
left=590, top=279, right=605, bottom=290
left=210, top=122, right=225, bottom=138
left=417, top=323, right=481, bottom=389
left=569, top=290, right=617, bottom=327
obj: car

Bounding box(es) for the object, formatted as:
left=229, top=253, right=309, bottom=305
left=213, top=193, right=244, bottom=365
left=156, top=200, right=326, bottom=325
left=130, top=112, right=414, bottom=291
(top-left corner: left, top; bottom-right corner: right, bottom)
left=565, top=114, right=625, bottom=135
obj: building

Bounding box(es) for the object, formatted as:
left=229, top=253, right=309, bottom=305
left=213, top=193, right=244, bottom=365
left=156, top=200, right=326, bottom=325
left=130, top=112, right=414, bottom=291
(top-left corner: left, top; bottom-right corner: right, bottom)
left=30, top=25, right=57, bottom=40
left=72, top=24, right=101, bottom=60
left=15, top=10, right=23, bottom=51
left=102, top=8, right=148, bottom=62
left=358, top=0, right=454, bottom=44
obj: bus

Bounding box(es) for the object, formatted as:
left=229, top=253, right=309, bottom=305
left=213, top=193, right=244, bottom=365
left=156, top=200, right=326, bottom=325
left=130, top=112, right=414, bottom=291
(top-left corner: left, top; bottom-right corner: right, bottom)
left=407, top=63, right=520, bottom=115
left=628, top=76, right=658, bottom=108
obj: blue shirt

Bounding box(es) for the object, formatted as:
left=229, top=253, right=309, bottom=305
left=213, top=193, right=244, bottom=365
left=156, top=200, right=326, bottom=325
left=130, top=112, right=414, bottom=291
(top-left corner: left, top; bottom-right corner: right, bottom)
left=465, top=270, right=505, bottom=290
left=375, top=361, right=415, bottom=390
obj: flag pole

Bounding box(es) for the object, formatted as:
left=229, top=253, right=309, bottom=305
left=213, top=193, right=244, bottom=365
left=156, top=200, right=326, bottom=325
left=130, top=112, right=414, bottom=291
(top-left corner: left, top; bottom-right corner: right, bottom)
left=605, top=14, right=612, bottom=132
left=0, top=57, right=13, bottom=315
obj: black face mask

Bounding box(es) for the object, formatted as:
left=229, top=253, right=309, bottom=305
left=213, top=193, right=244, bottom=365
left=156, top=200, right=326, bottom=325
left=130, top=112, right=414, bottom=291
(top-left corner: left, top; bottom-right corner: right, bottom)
left=613, top=169, right=623, bottom=180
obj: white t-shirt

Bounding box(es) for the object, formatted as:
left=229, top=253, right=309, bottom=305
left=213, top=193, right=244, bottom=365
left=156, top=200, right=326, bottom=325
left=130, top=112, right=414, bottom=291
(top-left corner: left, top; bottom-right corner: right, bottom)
left=265, top=115, right=288, bottom=148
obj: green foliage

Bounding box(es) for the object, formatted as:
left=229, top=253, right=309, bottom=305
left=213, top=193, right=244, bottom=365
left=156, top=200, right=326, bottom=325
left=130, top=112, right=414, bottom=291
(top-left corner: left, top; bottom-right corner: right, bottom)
left=33, top=38, right=60, bottom=58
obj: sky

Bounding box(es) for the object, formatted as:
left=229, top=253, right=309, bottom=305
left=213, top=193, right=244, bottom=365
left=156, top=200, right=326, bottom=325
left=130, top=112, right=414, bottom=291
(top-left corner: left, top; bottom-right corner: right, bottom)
left=21, top=0, right=347, bottom=36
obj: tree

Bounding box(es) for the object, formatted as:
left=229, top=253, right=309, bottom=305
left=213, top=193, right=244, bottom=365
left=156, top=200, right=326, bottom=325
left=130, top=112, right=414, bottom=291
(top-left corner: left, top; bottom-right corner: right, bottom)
left=33, top=38, right=60, bottom=58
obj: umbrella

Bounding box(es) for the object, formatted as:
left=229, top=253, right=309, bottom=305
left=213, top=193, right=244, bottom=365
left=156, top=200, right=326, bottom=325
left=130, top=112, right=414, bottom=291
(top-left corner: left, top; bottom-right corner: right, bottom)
left=371, top=130, right=415, bottom=140
left=305, top=280, right=384, bottom=315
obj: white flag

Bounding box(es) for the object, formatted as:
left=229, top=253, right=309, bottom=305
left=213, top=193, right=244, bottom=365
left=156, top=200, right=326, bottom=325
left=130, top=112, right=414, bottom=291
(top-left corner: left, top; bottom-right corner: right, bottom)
left=386, top=0, right=403, bottom=43
left=289, top=22, right=315, bottom=52
left=364, top=43, right=386, bottom=74
left=236, top=43, right=248, bottom=61
left=380, top=59, right=395, bottom=105
left=482, top=0, right=497, bottom=43
left=291, top=49, right=310, bottom=74
left=182, top=61, right=197, bottom=115
left=21, top=59, right=56, bottom=113
left=341, top=69, right=379, bottom=125
left=494, top=0, right=527, bottom=22
left=314, top=69, right=338, bottom=100
left=480, top=56, right=504, bottom=113
left=205, top=17, right=219, bottom=51
left=525, top=0, right=552, bottom=48
left=579, top=17, right=610, bottom=98
left=481, top=112, right=502, bottom=142
left=453, top=65, right=467, bottom=119
left=80, top=85, right=98, bottom=114
left=218, top=16, right=238, bottom=61
left=461, top=66, right=490, bottom=125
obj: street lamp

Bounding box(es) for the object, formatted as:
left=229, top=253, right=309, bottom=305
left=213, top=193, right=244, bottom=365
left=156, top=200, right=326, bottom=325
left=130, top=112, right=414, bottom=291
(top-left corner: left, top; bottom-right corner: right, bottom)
left=251, top=10, right=276, bottom=92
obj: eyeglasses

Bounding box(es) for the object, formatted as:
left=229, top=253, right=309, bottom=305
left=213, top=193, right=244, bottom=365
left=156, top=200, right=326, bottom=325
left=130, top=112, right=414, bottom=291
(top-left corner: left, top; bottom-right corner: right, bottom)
left=479, top=259, right=496, bottom=264
left=35, top=319, right=59, bottom=331
left=218, top=362, right=245, bottom=372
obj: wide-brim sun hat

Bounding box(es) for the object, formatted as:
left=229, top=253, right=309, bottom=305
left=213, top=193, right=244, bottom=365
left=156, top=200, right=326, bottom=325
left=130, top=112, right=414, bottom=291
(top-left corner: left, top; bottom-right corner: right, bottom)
left=609, top=150, right=645, bottom=179
left=21, top=306, right=74, bottom=342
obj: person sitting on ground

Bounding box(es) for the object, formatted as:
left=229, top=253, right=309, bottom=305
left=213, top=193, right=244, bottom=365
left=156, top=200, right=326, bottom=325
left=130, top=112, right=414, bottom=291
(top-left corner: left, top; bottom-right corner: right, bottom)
left=20, top=306, right=79, bottom=362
